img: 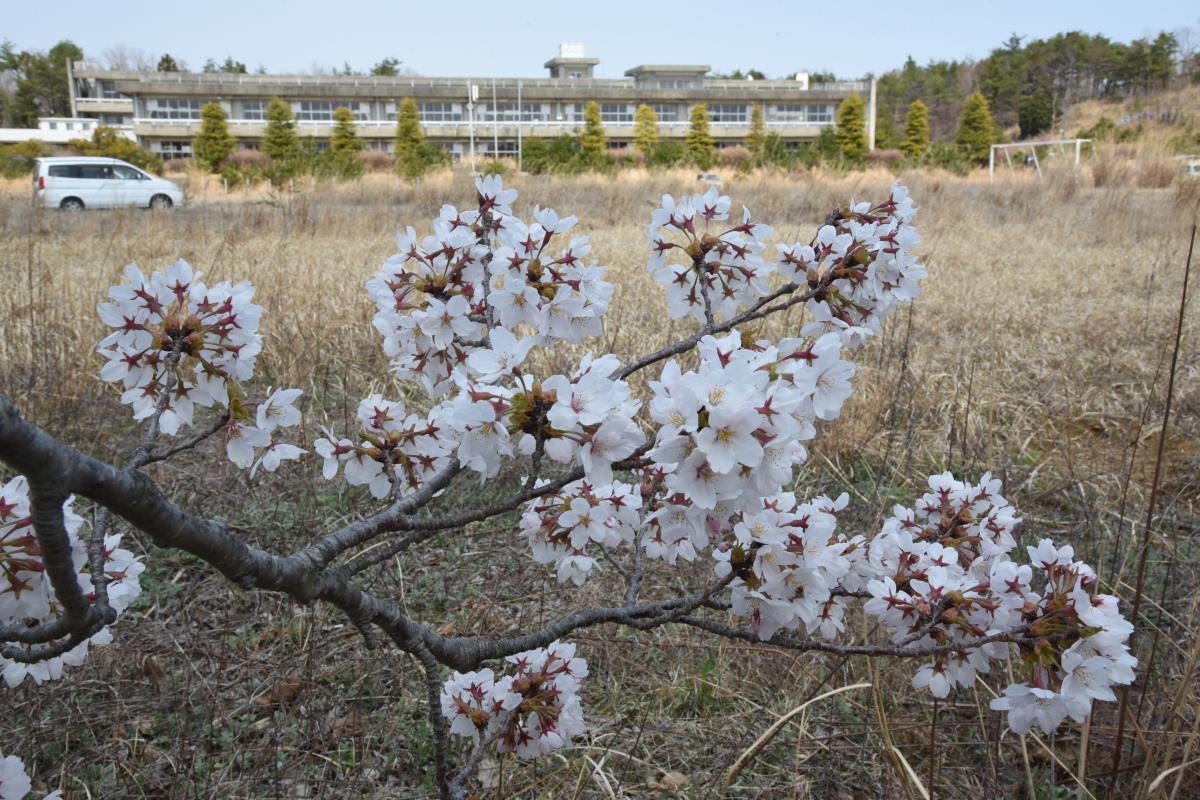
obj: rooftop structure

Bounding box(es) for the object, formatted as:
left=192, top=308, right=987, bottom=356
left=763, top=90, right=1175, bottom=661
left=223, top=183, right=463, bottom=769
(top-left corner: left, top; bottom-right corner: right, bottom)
left=68, top=46, right=875, bottom=163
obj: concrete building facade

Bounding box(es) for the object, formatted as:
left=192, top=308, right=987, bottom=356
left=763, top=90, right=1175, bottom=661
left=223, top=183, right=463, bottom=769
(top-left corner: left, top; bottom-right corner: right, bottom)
left=68, top=45, right=875, bottom=162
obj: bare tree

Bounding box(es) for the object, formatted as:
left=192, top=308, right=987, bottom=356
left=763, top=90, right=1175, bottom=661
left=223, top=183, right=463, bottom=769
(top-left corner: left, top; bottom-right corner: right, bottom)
left=101, top=44, right=155, bottom=71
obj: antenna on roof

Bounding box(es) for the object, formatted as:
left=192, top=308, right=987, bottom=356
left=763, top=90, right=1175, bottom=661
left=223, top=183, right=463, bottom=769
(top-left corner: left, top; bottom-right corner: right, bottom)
left=559, top=42, right=585, bottom=58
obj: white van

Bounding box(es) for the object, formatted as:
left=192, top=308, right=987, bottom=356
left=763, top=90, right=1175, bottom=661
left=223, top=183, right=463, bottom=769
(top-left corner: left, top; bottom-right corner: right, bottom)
left=34, top=156, right=184, bottom=211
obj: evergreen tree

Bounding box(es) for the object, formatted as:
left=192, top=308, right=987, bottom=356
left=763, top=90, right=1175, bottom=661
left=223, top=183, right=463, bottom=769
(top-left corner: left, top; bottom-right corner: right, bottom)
left=330, top=107, right=363, bottom=155
left=394, top=97, right=446, bottom=179
left=956, top=91, right=996, bottom=165
left=745, top=104, right=767, bottom=163
left=1017, top=91, right=1053, bottom=138
left=156, top=54, right=180, bottom=72
left=262, top=97, right=299, bottom=162
left=686, top=104, right=716, bottom=169
left=68, top=126, right=162, bottom=173
left=835, top=94, right=868, bottom=162
left=633, top=104, right=659, bottom=160
left=874, top=109, right=898, bottom=150
left=902, top=99, right=931, bottom=160
left=192, top=102, right=234, bottom=171
left=0, top=39, right=83, bottom=126
left=203, top=56, right=246, bottom=74
left=329, top=107, right=364, bottom=178
left=371, top=58, right=401, bottom=76
left=579, top=101, right=607, bottom=163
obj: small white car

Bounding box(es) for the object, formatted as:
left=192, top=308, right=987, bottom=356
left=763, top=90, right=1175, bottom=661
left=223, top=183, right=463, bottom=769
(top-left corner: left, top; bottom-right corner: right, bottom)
left=34, top=156, right=184, bottom=211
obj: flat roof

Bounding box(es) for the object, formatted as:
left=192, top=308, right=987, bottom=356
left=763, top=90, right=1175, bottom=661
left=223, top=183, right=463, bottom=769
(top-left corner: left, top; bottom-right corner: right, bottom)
left=625, top=65, right=711, bottom=76
left=544, top=57, right=601, bottom=67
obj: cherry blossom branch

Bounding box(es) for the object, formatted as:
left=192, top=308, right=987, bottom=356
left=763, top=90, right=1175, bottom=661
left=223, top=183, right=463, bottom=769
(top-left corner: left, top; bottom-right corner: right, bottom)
left=616, top=280, right=815, bottom=381
left=897, top=596, right=951, bottom=647
left=337, top=447, right=654, bottom=574
left=413, top=641, right=452, bottom=799
left=696, top=253, right=717, bottom=329
left=90, top=351, right=185, bottom=621
left=677, top=614, right=1033, bottom=658
left=295, top=458, right=464, bottom=570
left=447, top=706, right=519, bottom=800
left=141, top=411, right=230, bottom=465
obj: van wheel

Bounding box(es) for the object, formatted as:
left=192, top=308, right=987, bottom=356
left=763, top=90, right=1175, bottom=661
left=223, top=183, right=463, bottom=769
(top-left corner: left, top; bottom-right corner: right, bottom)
left=60, top=197, right=85, bottom=211
left=149, top=194, right=173, bottom=210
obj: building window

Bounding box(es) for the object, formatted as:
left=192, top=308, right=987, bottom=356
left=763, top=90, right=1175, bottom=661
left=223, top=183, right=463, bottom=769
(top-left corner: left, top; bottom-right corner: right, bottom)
left=152, top=140, right=194, bottom=159
left=242, top=100, right=266, bottom=121
left=293, top=101, right=367, bottom=121
left=479, top=103, right=549, bottom=123
left=98, top=81, right=128, bottom=100
left=148, top=99, right=204, bottom=120
left=657, top=79, right=694, bottom=90
left=483, top=140, right=518, bottom=156
left=651, top=103, right=678, bottom=122
left=599, top=103, right=634, bottom=123
left=768, top=103, right=835, bottom=124
left=568, top=71, right=583, bottom=79
left=708, top=104, right=747, bottom=123
left=419, top=102, right=462, bottom=122
left=804, top=104, right=836, bottom=124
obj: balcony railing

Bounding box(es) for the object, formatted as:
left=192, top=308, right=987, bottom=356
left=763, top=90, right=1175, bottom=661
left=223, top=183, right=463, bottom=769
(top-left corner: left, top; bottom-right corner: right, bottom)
left=76, top=96, right=134, bottom=106
left=97, top=73, right=864, bottom=95
left=131, top=118, right=833, bottom=129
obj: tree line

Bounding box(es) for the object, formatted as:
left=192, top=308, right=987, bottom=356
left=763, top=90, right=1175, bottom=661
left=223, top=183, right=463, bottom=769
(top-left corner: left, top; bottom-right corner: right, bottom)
left=874, top=29, right=1189, bottom=145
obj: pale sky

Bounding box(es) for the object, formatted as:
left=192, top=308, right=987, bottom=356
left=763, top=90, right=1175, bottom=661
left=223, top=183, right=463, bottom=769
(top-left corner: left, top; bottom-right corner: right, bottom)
left=3, top=0, right=1197, bottom=79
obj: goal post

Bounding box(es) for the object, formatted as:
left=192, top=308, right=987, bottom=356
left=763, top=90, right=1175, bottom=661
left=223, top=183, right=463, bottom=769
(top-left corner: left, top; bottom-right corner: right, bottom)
left=989, top=138, right=1091, bottom=183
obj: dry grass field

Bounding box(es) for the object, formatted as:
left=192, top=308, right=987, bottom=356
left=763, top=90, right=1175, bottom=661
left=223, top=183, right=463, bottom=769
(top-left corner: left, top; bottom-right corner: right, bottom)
left=1, top=166, right=1198, bottom=799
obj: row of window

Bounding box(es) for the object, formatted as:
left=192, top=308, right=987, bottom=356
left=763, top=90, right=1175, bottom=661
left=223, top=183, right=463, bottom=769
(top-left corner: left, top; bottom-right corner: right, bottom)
left=149, top=138, right=811, bottom=160
left=142, top=98, right=837, bottom=125
left=147, top=99, right=369, bottom=121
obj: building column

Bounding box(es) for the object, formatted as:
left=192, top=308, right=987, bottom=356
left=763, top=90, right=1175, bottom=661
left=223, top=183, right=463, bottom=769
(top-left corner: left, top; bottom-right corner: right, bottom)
left=868, top=76, right=877, bottom=152
left=67, top=60, right=77, bottom=118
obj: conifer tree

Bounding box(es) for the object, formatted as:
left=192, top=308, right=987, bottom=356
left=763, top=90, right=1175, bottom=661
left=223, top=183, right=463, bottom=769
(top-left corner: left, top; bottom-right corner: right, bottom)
left=874, top=110, right=898, bottom=150
left=902, top=99, right=931, bottom=160
left=956, top=91, right=996, bottom=165
left=686, top=104, right=716, bottom=170
left=579, top=101, right=607, bottom=164
left=192, top=102, right=234, bottom=171
left=746, top=104, right=767, bottom=164
left=633, top=104, right=659, bottom=160
left=394, top=97, right=445, bottom=179
left=835, top=94, right=868, bottom=162
left=262, top=97, right=299, bottom=162
left=328, top=106, right=364, bottom=178
left=330, top=107, right=363, bottom=156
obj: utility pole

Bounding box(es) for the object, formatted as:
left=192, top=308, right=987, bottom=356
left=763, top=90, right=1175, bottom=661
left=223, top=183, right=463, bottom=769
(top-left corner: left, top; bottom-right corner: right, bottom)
left=492, top=77, right=499, bottom=158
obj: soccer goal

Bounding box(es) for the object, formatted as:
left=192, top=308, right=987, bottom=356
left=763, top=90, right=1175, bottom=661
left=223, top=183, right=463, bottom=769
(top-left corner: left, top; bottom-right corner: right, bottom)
left=989, top=138, right=1091, bottom=182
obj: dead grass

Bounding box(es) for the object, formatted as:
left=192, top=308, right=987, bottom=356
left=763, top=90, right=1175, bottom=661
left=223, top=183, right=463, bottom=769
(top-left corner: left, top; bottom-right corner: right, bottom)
left=1, top=169, right=1198, bottom=799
